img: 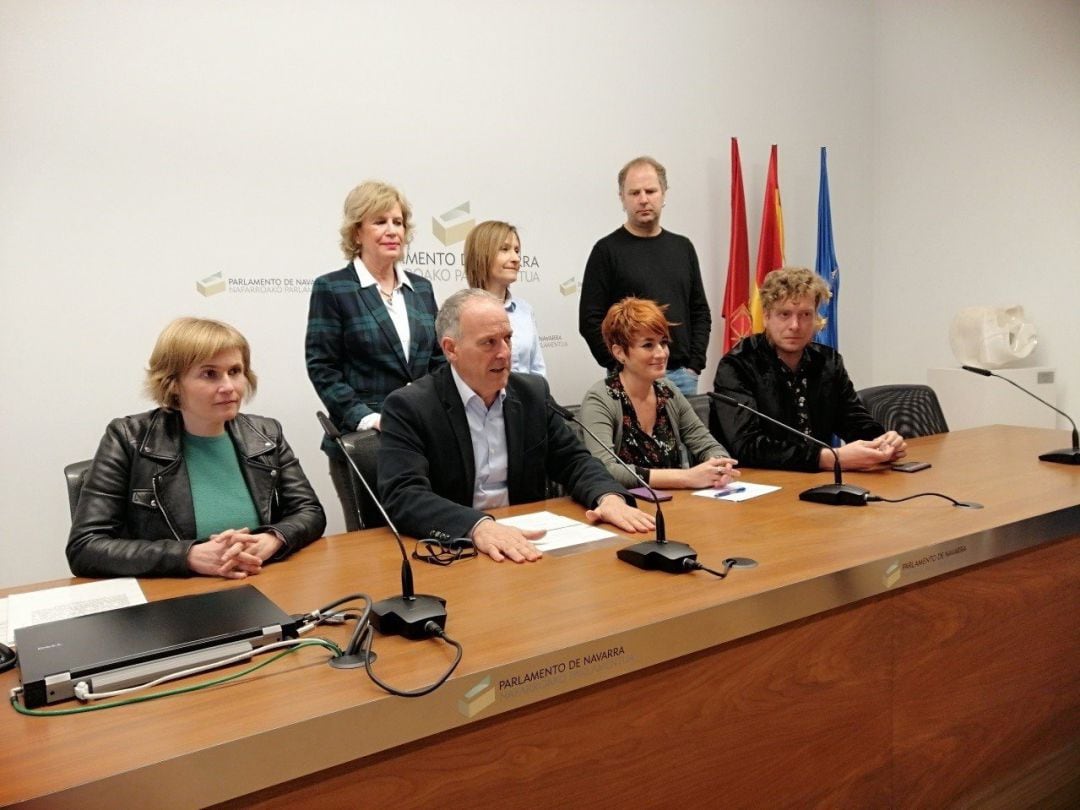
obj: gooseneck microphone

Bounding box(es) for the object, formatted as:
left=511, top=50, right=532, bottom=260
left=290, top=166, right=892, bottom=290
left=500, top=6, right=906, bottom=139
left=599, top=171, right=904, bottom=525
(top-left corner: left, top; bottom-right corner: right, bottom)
left=708, top=392, right=872, bottom=506
left=316, top=412, right=447, bottom=644
left=546, top=400, right=700, bottom=573
left=961, top=365, right=1080, bottom=465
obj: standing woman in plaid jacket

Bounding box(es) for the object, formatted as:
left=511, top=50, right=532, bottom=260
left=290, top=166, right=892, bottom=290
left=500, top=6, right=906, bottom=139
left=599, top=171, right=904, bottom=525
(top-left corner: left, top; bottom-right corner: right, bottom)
left=305, top=181, right=445, bottom=531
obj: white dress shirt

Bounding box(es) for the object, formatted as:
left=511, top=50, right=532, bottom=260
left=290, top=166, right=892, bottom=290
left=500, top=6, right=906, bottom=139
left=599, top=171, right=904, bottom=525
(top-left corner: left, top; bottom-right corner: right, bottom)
left=353, top=258, right=414, bottom=430
left=450, top=366, right=509, bottom=510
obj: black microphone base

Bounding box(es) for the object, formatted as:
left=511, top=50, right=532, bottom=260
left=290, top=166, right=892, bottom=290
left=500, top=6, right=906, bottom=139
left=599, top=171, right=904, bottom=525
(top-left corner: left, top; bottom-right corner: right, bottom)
left=799, top=484, right=871, bottom=506
left=617, top=541, right=697, bottom=573
left=371, top=594, right=448, bottom=640
left=1039, top=447, right=1080, bottom=465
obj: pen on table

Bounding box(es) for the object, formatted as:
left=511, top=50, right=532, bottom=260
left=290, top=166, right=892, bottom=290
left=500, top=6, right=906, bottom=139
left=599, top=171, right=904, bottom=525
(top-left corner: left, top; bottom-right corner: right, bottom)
left=713, top=486, right=747, bottom=498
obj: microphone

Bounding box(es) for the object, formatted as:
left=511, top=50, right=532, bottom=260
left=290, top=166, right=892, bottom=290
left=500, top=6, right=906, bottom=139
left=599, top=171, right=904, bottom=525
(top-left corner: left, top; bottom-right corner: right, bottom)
left=961, top=366, right=1080, bottom=465
left=546, top=400, right=699, bottom=573
left=708, top=392, right=872, bottom=506
left=316, top=412, right=447, bottom=644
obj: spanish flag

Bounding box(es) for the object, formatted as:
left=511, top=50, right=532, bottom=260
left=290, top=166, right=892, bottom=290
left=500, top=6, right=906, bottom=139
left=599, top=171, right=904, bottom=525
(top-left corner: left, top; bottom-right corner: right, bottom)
left=750, top=144, right=785, bottom=332
left=722, top=137, right=752, bottom=353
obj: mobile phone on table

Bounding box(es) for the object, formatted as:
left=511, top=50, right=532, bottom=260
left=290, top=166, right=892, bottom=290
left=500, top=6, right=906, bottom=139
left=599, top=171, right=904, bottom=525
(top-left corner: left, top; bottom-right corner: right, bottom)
left=627, top=486, right=673, bottom=502
left=892, top=461, right=931, bottom=472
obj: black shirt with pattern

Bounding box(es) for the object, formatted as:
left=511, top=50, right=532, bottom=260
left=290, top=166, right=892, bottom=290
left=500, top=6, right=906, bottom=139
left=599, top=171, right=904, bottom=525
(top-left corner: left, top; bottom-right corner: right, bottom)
left=710, top=333, right=885, bottom=471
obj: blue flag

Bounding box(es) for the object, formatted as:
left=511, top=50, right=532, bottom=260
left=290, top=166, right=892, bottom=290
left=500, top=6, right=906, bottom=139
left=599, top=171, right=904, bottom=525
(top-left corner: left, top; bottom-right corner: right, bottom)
left=814, top=147, right=839, bottom=348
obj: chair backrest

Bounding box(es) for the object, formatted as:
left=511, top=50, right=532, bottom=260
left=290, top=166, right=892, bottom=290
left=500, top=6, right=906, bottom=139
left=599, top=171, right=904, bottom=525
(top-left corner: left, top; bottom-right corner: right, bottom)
left=64, top=459, right=93, bottom=520
left=685, top=393, right=711, bottom=427
left=857, top=384, right=949, bottom=439
left=547, top=402, right=585, bottom=498
left=558, top=402, right=585, bottom=444
left=338, top=429, right=385, bottom=529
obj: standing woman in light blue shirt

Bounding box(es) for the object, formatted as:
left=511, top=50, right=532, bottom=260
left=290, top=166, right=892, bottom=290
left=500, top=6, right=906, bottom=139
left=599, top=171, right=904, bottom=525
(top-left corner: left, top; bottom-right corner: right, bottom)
left=464, top=220, right=546, bottom=376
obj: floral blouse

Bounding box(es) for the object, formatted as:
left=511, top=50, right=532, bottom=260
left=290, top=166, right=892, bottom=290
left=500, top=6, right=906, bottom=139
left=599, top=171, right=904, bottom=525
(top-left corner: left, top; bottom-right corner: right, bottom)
left=606, top=373, right=680, bottom=482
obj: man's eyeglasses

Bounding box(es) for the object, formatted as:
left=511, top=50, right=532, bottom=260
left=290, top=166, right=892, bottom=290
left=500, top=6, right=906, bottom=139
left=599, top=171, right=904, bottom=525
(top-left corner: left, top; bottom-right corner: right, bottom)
left=412, top=537, right=477, bottom=566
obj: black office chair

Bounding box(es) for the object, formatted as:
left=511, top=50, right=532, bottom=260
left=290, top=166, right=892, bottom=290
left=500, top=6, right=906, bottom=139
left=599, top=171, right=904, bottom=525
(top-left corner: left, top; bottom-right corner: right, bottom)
left=685, top=393, right=711, bottom=427
left=857, top=384, right=949, bottom=439
left=64, top=459, right=93, bottom=520
left=547, top=402, right=584, bottom=498
left=559, top=402, right=584, bottom=443
left=337, top=428, right=386, bottom=529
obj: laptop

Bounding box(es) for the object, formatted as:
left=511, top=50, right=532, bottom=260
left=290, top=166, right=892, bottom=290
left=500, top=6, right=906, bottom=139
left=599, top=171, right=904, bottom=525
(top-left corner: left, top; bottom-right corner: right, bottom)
left=16, top=585, right=299, bottom=708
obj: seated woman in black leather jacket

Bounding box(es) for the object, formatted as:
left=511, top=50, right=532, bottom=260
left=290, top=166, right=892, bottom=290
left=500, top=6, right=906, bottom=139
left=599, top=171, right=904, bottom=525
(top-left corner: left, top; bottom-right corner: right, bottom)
left=67, top=318, right=326, bottom=578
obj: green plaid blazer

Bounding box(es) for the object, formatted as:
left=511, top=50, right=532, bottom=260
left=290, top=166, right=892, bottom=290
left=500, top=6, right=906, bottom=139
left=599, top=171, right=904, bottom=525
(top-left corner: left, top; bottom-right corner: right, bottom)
left=305, top=263, right=445, bottom=454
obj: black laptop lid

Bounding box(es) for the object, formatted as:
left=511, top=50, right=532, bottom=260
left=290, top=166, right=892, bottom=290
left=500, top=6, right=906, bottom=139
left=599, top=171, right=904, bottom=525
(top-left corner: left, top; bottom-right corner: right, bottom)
left=15, top=585, right=297, bottom=684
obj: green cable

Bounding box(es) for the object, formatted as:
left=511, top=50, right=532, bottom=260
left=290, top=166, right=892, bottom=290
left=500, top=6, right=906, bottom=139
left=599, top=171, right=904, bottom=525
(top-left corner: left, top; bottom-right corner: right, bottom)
left=10, top=638, right=343, bottom=717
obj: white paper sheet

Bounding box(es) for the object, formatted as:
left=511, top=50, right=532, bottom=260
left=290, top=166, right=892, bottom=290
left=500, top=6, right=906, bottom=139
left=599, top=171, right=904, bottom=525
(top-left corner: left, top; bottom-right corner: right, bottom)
left=5, top=578, right=146, bottom=646
left=693, top=482, right=781, bottom=503
left=497, top=510, right=616, bottom=551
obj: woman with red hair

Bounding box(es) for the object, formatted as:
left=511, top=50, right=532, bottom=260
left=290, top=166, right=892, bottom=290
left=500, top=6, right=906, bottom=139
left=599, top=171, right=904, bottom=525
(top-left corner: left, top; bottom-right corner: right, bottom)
left=580, top=298, right=738, bottom=490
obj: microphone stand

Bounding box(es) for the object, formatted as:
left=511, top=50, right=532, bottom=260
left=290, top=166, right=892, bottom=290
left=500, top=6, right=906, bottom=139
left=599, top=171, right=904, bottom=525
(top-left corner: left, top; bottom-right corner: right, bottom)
left=961, top=365, right=1080, bottom=465
left=317, top=412, right=447, bottom=647
left=708, top=392, right=872, bottom=506
left=547, top=401, right=701, bottom=573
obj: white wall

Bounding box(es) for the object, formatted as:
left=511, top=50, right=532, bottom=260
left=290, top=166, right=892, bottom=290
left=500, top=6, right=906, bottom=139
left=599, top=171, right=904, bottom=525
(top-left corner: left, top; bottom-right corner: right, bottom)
left=8, top=1, right=1074, bottom=588
left=873, top=0, right=1080, bottom=423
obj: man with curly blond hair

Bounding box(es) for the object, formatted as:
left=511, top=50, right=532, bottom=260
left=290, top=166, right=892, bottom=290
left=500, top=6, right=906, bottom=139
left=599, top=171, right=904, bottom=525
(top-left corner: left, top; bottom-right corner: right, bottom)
left=710, top=267, right=906, bottom=471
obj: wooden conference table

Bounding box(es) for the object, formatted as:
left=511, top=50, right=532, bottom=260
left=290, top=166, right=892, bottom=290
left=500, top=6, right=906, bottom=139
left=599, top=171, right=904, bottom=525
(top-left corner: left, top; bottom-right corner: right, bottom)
left=1, top=426, right=1077, bottom=808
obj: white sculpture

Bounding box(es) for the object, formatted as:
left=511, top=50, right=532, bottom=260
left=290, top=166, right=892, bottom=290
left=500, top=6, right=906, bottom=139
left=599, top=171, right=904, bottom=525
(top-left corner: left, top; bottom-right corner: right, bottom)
left=949, top=306, right=1037, bottom=368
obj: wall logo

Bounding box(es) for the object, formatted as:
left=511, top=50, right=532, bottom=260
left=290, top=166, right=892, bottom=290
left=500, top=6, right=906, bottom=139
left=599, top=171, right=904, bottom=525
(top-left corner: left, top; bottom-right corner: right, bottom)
left=539, top=333, right=569, bottom=350
left=196, top=272, right=227, bottom=297
left=432, top=201, right=475, bottom=246
left=559, top=276, right=579, bottom=296
left=457, top=675, right=495, bottom=718
left=193, top=272, right=314, bottom=297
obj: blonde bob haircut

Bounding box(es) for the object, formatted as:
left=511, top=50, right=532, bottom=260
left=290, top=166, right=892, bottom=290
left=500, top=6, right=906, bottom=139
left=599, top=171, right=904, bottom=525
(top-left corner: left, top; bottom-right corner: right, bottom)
left=464, top=220, right=518, bottom=290
left=601, top=297, right=674, bottom=357
left=338, top=181, right=414, bottom=260
left=617, top=155, right=669, bottom=193
left=760, top=267, right=831, bottom=330
left=145, top=317, right=257, bottom=409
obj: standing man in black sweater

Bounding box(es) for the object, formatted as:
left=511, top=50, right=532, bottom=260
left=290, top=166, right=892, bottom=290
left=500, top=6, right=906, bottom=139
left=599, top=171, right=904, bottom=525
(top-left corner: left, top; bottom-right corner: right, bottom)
left=579, top=156, right=712, bottom=396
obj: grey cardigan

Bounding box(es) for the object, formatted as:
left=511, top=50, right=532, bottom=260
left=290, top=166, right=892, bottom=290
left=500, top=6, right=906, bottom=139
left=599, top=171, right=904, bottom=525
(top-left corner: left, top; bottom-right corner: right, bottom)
left=579, top=377, right=730, bottom=487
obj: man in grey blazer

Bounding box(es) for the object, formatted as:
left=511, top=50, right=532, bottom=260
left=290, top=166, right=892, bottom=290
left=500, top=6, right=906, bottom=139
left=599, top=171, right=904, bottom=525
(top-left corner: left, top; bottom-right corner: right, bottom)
left=378, top=289, right=654, bottom=563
